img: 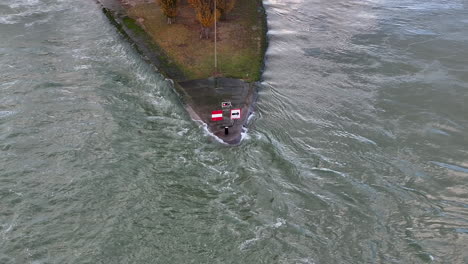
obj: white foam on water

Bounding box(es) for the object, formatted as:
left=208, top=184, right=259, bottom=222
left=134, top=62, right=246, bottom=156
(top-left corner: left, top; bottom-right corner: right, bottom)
left=430, top=161, right=468, bottom=174
left=0, top=3, right=67, bottom=25
left=194, top=119, right=251, bottom=145
left=239, top=218, right=285, bottom=250
left=176, top=128, right=189, bottom=136
left=240, top=126, right=250, bottom=141
left=73, top=65, right=91, bottom=70
left=24, top=16, right=52, bottom=27
left=311, top=167, right=348, bottom=178
left=165, top=78, right=174, bottom=85
left=0, top=15, right=17, bottom=24
left=247, top=112, right=255, bottom=123
left=0, top=111, right=16, bottom=118
left=272, top=218, right=286, bottom=228
left=8, top=0, right=40, bottom=9
left=239, top=234, right=261, bottom=251
left=0, top=80, right=19, bottom=90
left=135, top=72, right=148, bottom=82
left=199, top=121, right=227, bottom=145
left=267, top=29, right=297, bottom=35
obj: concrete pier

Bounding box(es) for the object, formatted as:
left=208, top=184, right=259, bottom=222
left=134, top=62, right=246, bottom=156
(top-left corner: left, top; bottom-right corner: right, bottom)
left=180, top=78, right=257, bottom=144
left=96, top=0, right=258, bottom=144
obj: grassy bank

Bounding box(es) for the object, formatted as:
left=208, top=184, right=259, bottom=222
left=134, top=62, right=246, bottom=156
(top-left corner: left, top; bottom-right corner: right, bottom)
left=126, top=0, right=266, bottom=82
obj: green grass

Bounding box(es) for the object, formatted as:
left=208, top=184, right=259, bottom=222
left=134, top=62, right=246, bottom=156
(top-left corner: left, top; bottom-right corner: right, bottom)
left=122, top=17, right=145, bottom=35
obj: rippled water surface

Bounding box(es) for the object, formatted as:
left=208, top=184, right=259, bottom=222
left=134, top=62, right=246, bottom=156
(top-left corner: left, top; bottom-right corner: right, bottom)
left=1, top=0, right=468, bottom=263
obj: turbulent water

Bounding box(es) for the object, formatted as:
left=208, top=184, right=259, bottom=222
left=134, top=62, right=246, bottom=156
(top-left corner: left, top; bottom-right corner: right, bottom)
left=1, top=0, right=468, bottom=263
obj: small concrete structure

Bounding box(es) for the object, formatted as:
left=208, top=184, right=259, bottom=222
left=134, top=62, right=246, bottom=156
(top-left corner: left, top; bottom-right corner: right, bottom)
left=96, top=0, right=258, bottom=144
left=180, top=78, right=256, bottom=144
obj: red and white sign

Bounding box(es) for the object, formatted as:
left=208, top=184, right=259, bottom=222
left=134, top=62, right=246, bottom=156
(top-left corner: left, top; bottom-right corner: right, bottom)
left=230, top=109, right=241, bottom=120
left=211, top=110, right=223, bottom=121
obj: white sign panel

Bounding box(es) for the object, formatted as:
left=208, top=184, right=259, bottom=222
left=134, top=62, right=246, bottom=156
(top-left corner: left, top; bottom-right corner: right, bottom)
left=230, top=109, right=241, bottom=120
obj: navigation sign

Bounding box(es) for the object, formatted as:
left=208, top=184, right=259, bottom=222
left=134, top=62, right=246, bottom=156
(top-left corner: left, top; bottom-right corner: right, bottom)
left=211, top=110, right=223, bottom=121
left=230, top=109, right=241, bottom=120
left=221, top=102, right=231, bottom=108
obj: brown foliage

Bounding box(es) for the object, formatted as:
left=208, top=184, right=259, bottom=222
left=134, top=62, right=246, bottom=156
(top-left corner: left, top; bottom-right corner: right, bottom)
left=187, top=0, right=198, bottom=8
left=157, top=0, right=178, bottom=19
left=216, top=0, right=236, bottom=20
left=189, top=0, right=222, bottom=26
left=195, top=1, right=218, bottom=28
left=187, top=0, right=235, bottom=38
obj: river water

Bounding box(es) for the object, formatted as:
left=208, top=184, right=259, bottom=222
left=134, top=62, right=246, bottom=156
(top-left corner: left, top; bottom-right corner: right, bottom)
left=1, top=0, right=468, bottom=263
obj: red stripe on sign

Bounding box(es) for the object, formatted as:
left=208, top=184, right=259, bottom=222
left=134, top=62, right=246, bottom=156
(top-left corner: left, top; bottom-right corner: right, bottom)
left=211, top=110, right=223, bottom=121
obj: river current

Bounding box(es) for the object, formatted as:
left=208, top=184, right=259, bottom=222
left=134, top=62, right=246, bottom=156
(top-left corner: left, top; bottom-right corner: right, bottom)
left=1, top=0, right=468, bottom=263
